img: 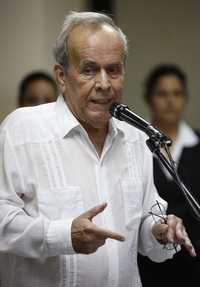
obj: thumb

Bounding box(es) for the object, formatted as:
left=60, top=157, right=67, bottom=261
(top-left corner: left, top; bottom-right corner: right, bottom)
left=81, top=202, right=107, bottom=220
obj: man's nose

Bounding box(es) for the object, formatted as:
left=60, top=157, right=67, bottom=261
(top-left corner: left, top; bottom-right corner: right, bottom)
left=95, top=70, right=111, bottom=90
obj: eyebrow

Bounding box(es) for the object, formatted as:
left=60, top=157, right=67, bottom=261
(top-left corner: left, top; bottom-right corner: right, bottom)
left=79, top=60, right=98, bottom=68
left=79, top=60, right=123, bottom=68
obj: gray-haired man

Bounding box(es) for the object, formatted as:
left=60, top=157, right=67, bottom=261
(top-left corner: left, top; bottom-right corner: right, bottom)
left=0, top=11, right=195, bottom=287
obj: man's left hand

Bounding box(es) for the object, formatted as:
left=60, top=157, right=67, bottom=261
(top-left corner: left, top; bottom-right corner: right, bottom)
left=152, top=214, right=196, bottom=257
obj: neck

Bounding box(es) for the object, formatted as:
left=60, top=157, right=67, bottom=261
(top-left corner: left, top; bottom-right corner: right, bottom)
left=152, top=120, right=179, bottom=142
left=82, top=123, right=108, bottom=156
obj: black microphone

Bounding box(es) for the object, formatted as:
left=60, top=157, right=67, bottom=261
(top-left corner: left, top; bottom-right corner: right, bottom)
left=110, top=103, right=172, bottom=146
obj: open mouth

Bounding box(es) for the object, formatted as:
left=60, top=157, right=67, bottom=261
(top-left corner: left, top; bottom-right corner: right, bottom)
left=91, top=99, right=111, bottom=105
left=89, top=99, right=113, bottom=113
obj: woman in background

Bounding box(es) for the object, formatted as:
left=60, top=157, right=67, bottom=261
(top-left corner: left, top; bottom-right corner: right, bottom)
left=138, top=64, right=200, bottom=287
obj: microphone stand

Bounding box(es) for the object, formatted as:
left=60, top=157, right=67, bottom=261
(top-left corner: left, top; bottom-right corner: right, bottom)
left=146, top=134, right=200, bottom=221
left=109, top=102, right=200, bottom=221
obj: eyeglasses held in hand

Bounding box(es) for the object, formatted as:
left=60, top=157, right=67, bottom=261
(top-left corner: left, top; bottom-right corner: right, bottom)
left=149, top=200, right=178, bottom=252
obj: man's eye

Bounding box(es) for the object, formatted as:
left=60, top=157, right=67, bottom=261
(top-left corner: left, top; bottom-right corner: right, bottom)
left=82, top=67, right=96, bottom=75
left=107, top=65, right=122, bottom=77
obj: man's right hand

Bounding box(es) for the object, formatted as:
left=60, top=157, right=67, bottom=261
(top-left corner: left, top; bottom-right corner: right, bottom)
left=71, top=202, right=125, bottom=254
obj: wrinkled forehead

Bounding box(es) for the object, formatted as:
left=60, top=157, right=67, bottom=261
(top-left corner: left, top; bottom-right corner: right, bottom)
left=67, top=24, right=125, bottom=61
left=68, top=22, right=119, bottom=41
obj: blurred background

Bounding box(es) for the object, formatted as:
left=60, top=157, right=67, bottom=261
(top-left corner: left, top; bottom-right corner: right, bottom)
left=0, top=0, right=200, bottom=128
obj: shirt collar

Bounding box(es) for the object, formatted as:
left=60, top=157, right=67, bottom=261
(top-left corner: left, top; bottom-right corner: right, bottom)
left=108, top=117, right=124, bottom=138
left=54, top=95, right=81, bottom=138
left=109, top=117, right=140, bottom=143
left=54, top=95, right=126, bottom=140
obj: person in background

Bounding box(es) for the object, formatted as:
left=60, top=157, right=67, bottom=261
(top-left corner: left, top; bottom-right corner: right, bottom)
left=18, top=71, right=58, bottom=107
left=138, top=64, right=200, bottom=287
left=0, top=13, right=196, bottom=287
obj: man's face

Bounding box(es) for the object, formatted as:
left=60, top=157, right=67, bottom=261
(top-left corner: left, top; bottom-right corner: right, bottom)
left=57, top=24, right=125, bottom=130
left=150, top=75, right=186, bottom=126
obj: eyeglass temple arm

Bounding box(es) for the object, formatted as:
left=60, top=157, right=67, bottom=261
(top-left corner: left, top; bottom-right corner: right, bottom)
left=146, top=137, right=200, bottom=222
left=149, top=211, right=167, bottom=223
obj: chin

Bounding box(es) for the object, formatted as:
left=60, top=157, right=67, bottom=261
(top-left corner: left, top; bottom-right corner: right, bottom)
left=90, top=117, right=110, bottom=129
left=83, top=110, right=110, bottom=128
left=91, top=111, right=110, bottom=121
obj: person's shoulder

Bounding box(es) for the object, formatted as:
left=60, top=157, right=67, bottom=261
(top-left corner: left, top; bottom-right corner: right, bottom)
left=1, top=102, right=55, bottom=130
left=0, top=102, right=56, bottom=144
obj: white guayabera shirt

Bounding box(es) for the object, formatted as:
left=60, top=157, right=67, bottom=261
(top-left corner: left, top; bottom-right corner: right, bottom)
left=0, top=96, right=175, bottom=287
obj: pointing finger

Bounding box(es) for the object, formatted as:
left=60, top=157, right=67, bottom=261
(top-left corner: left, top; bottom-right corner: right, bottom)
left=92, top=225, right=125, bottom=242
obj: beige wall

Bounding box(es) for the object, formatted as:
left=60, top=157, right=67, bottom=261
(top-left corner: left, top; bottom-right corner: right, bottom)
left=0, top=0, right=85, bottom=121
left=1, top=0, right=200, bottom=128
left=116, top=0, right=200, bottom=129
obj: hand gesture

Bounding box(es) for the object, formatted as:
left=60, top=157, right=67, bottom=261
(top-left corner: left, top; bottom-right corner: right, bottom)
left=152, top=214, right=196, bottom=257
left=71, top=202, right=125, bottom=254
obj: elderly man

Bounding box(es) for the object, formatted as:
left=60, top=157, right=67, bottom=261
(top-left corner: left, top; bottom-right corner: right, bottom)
left=0, top=11, right=195, bottom=287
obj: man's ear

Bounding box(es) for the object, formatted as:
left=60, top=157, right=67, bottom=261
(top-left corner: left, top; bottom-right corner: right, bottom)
left=54, top=64, right=66, bottom=93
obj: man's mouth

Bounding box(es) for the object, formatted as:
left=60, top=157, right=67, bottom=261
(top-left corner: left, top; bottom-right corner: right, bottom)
left=90, top=99, right=112, bottom=105
left=89, top=99, right=114, bottom=113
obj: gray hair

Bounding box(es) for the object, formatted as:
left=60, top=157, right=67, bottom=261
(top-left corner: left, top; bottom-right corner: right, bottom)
left=53, top=11, right=128, bottom=70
